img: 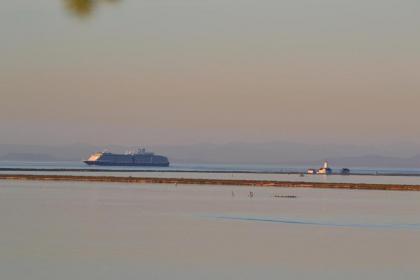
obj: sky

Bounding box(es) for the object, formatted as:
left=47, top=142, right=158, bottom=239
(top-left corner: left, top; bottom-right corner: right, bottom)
left=1, top=0, right=419, bottom=149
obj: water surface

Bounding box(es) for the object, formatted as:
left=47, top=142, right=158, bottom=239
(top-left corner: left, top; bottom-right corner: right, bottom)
left=2, top=161, right=420, bottom=185
left=1, top=180, right=419, bottom=279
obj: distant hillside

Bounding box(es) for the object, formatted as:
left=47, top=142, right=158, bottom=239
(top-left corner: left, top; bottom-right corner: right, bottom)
left=322, top=155, right=420, bottom=168
left=0, top=143, right=103, bottom=162
left=0, top=153, right=60, bottom=162
left=0, top=142, right=420, bottom=168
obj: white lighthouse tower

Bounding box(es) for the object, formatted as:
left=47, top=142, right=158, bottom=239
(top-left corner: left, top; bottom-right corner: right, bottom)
left=317, top=161, right=332, bottom=175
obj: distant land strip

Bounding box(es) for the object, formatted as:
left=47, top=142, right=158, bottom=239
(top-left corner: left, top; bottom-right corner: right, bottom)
left=1, top=168, right=420, bottom=177
left=1, top=174, right=420, bottom=191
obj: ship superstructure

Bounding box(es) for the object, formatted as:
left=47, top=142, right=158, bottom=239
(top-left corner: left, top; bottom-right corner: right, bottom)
left=83, top=148, right=170, bottom=167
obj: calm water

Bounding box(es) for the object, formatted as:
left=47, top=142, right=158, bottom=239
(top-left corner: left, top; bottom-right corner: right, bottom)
left=0, top=180, right=419, bottom=280
left=2, top=161, right=420, bottom=185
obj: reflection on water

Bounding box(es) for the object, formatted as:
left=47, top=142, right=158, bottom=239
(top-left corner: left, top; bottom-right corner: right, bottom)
left=212, top=216, right=420, bottom=230
left=64, top=0, right=120, bottom=17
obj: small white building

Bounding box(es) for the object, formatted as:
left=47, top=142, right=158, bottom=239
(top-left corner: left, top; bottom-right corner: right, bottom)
left=307, top=169, right=316, bottom=174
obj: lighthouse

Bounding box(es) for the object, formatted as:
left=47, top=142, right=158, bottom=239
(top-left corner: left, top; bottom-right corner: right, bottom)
left=317, top=161, right=332, bottom=175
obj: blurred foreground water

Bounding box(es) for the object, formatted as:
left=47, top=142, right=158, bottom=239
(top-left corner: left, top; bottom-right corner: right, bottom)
left=0, top=180, right=419, bottom=280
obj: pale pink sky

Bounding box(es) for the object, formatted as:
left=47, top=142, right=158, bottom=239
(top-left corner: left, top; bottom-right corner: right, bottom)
left=1, top=0, right=419, bottom=146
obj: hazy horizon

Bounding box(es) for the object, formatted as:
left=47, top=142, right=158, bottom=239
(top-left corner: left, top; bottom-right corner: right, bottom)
left=1, top=1, right=419, bottom=148
left=2, top=141, right=420, bottom=167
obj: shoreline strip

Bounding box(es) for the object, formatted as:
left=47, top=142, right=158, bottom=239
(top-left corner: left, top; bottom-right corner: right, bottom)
left=1, top=174, right=420, bottom=191
left=1, top=168, right=420, bottom=177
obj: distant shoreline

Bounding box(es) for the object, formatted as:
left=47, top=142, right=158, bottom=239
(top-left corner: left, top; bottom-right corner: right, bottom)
left=1, top=174, right=420, bottom=191
left=2, top=167, right=420, bottom=177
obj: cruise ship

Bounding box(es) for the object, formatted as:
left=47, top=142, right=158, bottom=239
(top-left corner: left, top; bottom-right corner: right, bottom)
left=83, top=148, right=170, bottom=167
